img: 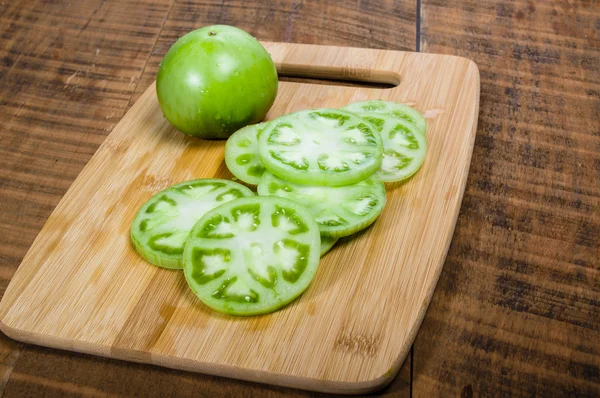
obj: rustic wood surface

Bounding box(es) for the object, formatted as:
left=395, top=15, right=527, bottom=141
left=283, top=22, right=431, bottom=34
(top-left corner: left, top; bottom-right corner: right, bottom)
left=0, top=0, right=597, bottom=396
left=414, top=0, right=600, bottom=396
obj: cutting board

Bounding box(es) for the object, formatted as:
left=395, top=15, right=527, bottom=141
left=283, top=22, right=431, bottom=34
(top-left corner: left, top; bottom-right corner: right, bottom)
left=0, top=42, right=479, bottom=394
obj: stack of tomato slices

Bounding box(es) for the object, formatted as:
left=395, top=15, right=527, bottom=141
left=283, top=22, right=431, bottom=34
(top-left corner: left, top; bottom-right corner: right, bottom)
left=130, top=100, right=427, bottom=316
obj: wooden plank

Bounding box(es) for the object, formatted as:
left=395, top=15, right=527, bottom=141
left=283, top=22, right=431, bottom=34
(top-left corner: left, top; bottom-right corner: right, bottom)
left=0, top=0, right=175, bottom=395
left=0, top=41, right=478, bottom=394
left=3, top=344, right=410, bottom=397
left=413, top=0, right=600, bottom=396
left=0, top=1, right=418, bottom=396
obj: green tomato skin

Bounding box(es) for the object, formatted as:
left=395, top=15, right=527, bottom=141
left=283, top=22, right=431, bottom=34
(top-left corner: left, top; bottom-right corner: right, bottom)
left=157, top=25, right=278, bottom=139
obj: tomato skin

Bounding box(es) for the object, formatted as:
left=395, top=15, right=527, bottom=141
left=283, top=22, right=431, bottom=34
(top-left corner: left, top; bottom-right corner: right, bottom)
left=157, top=25, right=278, bottom=139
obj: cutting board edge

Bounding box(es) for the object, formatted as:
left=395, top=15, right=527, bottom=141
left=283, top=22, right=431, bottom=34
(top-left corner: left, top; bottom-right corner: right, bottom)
left=0, top=318, right=399, bottom=394
left=395, top=56, right=481, bottom=379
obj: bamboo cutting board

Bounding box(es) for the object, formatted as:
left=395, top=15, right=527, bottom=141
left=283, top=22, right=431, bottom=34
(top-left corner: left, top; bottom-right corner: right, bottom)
left=0, top=42, right=479, bottom=394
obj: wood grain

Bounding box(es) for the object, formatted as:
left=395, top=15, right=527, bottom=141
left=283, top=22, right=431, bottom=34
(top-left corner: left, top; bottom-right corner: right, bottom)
left=3, top=343, right=412, bottom=397
left=0, top=1, right=417, bottom=396
left=0, top=42, right=479, bottom=394
left=413, top=0, right=600, bottom=396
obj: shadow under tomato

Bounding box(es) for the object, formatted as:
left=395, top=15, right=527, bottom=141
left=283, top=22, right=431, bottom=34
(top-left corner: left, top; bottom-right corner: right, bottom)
left=384, top=178, right=412, bottom=192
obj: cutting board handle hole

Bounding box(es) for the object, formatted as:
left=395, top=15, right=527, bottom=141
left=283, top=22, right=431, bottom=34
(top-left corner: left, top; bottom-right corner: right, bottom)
left=277, top=63, right=399, bottom=89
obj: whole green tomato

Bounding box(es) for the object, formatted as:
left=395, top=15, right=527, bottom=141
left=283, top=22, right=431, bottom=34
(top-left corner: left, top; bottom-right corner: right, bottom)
left=156, top=25, right=278, bottom=139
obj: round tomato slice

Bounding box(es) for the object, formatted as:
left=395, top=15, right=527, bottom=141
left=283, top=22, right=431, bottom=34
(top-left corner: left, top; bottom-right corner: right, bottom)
left=130, top=179, right=254, bottom=269
left=183, top=196, right=321, bottom=316
left=357, top=114, right=427, bottom=182
left=344, top=100, right=426, bottom=135
left=258, top=173, right=386, bottom=238
left=258, top=109, right=383, bottom=187
left=320, top=235, right=338, bottom=256
left=224, top=123, right=268, bottom=185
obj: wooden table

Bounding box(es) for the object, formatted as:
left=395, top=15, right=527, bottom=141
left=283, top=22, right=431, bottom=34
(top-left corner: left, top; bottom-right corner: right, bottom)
left=0, top=1, right=598, bottom=396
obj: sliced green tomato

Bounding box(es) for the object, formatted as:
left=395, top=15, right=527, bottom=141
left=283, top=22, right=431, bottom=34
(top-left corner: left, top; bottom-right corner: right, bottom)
left=258, top=109, right=383, bottom=187
left=320, top=235, right=338, bottom=256
left=344, top=100, right=426, bottom=135
left=130, top=179, right=254, bottom=269
left=224, top=123, right=268, bottom=185
left=183, top=196, right=321, bottom=316
left=355, top=114, right=427, bottom=182
left=257, top=172, right=386, bottom=238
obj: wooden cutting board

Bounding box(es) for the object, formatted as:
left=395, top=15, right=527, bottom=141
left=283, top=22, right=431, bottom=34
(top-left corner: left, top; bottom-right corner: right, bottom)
left=0, top=42, right=479, bottom=394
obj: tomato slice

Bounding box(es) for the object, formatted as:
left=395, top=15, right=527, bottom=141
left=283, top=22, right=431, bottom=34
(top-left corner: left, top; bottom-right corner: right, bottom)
left=183, top=196, right=321, bottom=316
left=258, top=173, right=386, bottom=238
left=224, top=123, right=268, bottom=185
left=344, top=100, right=426, bottom=135
left=130, top=179, right=254, bottom=269
left=320, top=235, right=338, bottom=256
left=258, top=109, right=383, bottom=187
left=357, top=113, right=427, bottom=182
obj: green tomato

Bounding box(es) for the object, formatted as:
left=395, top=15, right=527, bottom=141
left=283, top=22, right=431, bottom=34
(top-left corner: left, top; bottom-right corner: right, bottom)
left=157, top=25, right=278, bottom=139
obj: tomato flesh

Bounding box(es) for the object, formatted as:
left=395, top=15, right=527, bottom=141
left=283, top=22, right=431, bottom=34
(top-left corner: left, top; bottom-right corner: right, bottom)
left=320, top=235, right=338, bottom=256
left=130, top=179, right=254, bottom=269
left=224, top=123, right=268, bottom=185
left=344, top=100, right=426, bottom=135
left=258, top=173, right=386, bottom=238
left=183, top=196, right=321, bottom=315
left=359, top=114, right=427, bottom=182
left=258, top=109, right=383, bottom=187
